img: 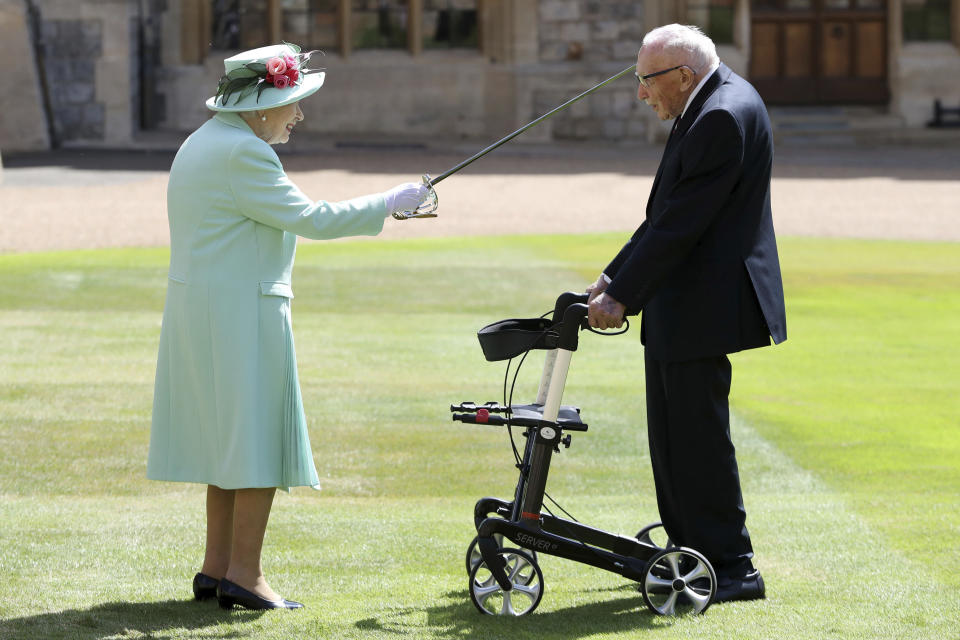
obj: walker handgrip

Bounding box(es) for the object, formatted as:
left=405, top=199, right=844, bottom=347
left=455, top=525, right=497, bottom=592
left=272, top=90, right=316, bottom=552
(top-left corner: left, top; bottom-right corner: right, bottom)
left=552, top=291, right=590, bottom=324
left=557, top=303, right=588, bottom=351
left=450, top=402, right=510, bottom=414
left=453, top=413, right=510, bottom=426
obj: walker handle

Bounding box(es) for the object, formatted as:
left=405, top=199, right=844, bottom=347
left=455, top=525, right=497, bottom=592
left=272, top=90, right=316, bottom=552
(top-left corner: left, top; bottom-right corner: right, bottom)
left=552, top=291, right=589, bottom=324
left=558, top=302, right=589, bottom=351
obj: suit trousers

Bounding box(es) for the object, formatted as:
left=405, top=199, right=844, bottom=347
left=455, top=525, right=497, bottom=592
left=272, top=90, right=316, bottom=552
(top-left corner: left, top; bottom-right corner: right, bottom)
left=644, top=350, right=755, bottom=578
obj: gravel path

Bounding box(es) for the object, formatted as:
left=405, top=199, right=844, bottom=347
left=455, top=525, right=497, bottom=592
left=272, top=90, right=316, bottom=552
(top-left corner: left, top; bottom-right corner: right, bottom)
left=1, top=141, right=958, bottom=253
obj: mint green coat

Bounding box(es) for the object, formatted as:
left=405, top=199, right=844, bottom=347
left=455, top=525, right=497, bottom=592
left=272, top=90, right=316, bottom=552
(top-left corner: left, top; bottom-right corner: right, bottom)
left=148, top=112, right=388, bottom=490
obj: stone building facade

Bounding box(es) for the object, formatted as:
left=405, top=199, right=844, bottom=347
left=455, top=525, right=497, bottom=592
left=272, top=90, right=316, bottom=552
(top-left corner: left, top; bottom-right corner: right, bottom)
left=1, top=0, right=146, bottom=151
left=1, top=0, right=958, bottom=153
left=40, top=18, right=107, bottom=142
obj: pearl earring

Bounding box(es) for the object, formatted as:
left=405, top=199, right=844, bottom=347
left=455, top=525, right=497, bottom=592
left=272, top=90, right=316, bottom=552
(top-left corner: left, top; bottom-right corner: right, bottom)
left=261, top=115, right=267, bottom=121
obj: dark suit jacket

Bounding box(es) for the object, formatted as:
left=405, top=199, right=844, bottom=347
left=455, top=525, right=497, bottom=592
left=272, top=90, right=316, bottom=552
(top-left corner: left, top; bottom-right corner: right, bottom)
left=605, top=63, right=787, bottom=362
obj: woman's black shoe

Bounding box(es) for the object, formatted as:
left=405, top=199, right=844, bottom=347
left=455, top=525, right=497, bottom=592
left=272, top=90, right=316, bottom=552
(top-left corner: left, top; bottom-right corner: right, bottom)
left=216, top=578, right=304, bottom=610
left=193, top=573, right=219, bottom=601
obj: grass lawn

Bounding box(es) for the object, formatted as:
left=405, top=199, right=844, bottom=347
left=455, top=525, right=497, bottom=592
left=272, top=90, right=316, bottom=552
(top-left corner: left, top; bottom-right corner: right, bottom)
left=0, top=234, right=957, bottom=639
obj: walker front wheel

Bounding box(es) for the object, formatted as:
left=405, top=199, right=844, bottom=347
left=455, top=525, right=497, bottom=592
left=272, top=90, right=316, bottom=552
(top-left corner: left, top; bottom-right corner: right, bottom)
left=469, top=547, right=544, bottom=616
left=466, top=535, right=537, bottom=584
left=641, top=547, right=716, bottom=616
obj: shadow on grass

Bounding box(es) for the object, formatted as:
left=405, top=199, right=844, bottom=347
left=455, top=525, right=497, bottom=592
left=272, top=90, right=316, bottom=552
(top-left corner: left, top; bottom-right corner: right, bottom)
left=0, top=599, right=263, bottom=640
left=356, top=586, right=676, bottom=638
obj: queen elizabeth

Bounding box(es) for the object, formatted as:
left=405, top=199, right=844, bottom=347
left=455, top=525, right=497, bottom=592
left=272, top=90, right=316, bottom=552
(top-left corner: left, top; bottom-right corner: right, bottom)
left=147, top=43, right=429, bottom=610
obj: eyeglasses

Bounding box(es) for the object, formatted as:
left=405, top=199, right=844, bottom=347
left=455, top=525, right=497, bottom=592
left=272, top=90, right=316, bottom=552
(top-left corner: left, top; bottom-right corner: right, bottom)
left=634, top=65, right=694, bottom=88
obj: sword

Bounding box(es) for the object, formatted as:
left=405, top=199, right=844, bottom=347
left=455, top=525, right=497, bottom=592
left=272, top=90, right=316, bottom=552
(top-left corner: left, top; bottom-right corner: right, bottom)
left=394, top=63, right=637, bottom=220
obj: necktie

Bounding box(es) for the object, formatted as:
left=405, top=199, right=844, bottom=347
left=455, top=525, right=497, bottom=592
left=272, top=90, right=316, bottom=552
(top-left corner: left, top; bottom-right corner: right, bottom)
left=667, top=116, right=681, bottom=143
left=649, top=116, right=683, bottom=206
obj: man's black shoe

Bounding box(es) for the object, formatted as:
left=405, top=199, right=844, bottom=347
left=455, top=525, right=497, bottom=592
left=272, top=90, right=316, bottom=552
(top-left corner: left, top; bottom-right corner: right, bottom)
left=713, top=570, right=765, bottom=603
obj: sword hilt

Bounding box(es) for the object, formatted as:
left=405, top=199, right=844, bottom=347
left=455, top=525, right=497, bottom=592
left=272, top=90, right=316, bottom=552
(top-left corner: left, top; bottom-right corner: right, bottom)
left=392, top=173, right=438, bottom=220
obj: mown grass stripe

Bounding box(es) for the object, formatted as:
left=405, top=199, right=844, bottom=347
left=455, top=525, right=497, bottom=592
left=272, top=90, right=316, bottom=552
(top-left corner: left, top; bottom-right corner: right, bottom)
left=1, top=236, right=957, bottom=639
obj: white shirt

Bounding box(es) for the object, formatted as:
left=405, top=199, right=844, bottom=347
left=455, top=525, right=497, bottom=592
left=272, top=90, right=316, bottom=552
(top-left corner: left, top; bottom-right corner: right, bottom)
left=680, top=62, right=720, bottom=119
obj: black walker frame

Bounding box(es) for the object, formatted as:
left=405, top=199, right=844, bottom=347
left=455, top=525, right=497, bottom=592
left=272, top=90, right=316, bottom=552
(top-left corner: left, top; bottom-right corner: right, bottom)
left=451, top=292, right=718, bottom=617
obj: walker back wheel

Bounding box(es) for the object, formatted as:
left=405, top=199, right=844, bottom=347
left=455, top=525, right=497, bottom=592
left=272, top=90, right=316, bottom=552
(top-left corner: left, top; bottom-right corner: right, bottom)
left=469, top=547, right=544, bottom=616
left=641, top=547, right=716, bottom=616
left=635, top=522, right=675, bottom=550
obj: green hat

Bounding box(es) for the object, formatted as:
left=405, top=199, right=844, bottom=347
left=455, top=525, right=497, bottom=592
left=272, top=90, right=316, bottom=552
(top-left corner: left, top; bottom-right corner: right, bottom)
left=206, top=43, right=325, bottom=112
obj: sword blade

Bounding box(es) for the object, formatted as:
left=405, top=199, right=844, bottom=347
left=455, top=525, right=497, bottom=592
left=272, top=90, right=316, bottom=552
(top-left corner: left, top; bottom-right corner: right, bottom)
left=428, top=63, right=636, bottom=187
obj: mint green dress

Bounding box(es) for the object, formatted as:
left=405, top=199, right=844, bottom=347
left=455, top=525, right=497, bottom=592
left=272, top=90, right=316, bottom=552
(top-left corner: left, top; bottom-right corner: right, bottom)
left=148, top=112, right=388, bottom=490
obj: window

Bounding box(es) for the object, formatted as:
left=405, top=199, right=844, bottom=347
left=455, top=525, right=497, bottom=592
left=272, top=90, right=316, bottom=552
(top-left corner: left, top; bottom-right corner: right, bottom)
left=203, top=0, right=481, bottom=57
left=686, top=0, right=736, bottom=44
left=210, top=0, right=241, bottom=50
left=282, top=0, right=339, bottom=51
left=903, top=0, right=951, bottom=41
left=352, top=0, right=408, bottom=49
left=210, top=0, right=270, bottom=50
left=423, top=0, right=478, bottom=49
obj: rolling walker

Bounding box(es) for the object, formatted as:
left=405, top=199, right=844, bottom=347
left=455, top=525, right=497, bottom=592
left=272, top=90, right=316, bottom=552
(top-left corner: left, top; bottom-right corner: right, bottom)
left=451, top=292, right=718, bottom=617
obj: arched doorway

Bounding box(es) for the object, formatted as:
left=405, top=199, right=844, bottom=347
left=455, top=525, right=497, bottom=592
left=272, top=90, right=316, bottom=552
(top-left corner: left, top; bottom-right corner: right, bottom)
left=749, top=0, right=889, bottom=104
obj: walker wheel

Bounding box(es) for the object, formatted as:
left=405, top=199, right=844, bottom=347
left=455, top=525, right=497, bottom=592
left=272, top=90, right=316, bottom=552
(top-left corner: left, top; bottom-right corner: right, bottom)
left=635, top=522, right=674, bottom=550
left=466, top=535, right=537, bottom=583
left=469, top=547, right=544, bottom=616
left=641, top=547, right=716, bottom=616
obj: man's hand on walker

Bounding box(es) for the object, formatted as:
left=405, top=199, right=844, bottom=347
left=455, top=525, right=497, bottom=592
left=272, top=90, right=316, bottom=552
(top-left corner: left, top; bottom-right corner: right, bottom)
left=588, top=292, right=625, bottom=330
left=586, top=274, right=609, bottom=304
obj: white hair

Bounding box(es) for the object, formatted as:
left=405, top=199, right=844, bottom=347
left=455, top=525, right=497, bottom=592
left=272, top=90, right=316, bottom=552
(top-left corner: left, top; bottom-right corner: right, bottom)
left=640, top=24, right=719, bottom=74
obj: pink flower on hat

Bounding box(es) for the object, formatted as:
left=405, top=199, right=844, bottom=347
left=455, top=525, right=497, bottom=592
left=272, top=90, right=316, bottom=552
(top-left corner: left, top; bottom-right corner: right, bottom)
left=213, top=43, right=319, bottom=107
left=266, top=56, right=287, bottom=76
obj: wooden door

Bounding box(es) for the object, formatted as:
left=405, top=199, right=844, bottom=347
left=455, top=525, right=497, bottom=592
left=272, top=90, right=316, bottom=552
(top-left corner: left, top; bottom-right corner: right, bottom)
left=750, top=0, right=889, bottom=105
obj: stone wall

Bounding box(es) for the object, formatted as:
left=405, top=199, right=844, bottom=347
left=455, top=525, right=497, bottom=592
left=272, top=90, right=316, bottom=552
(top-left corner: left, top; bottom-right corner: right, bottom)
left=539, top=0, right=645, bottom=63
left=28, top=0, right=139, bottom=148
left=40, top=18, right=105, bottom=142
left=536, top=0, right=648, bottom=141
left=0, top=0, right=50, bottom=152
left=533, top=81, right=647, bottom=141
left=156, top=50, right=492, bottom=142
left=152, top=0, right=653, bottom=145
left=892, top=43, right=960, bottom=128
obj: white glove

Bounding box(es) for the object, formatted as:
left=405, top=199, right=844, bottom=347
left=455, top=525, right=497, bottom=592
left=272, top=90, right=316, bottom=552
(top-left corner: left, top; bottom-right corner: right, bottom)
left=383, top=182, right=430, bottom=215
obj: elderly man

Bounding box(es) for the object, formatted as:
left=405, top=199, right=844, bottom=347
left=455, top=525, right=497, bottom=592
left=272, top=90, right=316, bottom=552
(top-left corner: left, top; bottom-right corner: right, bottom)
left=587, top=24, right=786, bottom=603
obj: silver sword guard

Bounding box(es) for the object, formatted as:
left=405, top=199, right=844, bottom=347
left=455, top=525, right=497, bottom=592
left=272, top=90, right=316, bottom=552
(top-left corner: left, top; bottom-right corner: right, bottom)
left=392, top=173, right=438, bottom=220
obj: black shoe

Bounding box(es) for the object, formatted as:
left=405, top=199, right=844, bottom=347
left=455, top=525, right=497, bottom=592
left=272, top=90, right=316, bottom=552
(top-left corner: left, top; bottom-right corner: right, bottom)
left=216, top=578, right=304, bottom=610
left=713, top=570, right=765, bottom=603
left=193, top=573, right=219, bottom=601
